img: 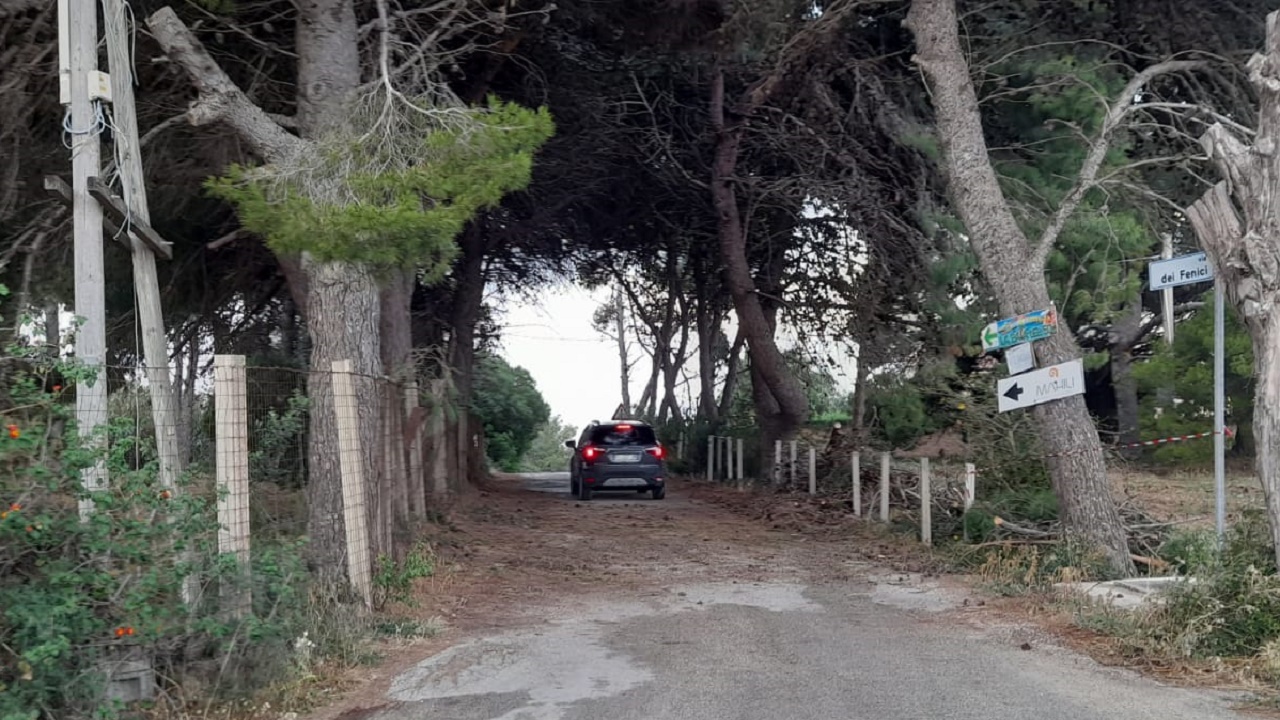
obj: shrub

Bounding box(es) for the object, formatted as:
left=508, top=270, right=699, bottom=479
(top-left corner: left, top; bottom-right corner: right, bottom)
left=1130, top=510, right=1280, bottom=659
left=971, top=541, right=1113, bottom=596
left=0, top=351, right=336, bottom=717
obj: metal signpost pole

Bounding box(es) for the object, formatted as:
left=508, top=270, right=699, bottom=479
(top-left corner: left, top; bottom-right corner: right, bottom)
left=1214, top=280, right=1227, bottom=544
left=1148, top=251, right=1224, bottom=542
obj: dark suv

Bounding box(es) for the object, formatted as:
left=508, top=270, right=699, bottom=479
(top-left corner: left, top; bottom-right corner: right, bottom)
left=564, top=420, right=667, bottom=500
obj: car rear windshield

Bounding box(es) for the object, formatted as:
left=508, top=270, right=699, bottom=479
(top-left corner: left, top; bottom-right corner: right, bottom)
left=588, top=424, right=657, bottom=447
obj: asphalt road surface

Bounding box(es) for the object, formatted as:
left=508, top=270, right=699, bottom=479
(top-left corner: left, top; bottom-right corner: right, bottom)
left=361, top=474, right=1243, bottom=720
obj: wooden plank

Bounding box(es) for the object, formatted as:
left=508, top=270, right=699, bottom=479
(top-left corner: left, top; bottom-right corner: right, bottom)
left=85, top=177, right=173, bottom=258
left=44, top=175, right=126, bottom=242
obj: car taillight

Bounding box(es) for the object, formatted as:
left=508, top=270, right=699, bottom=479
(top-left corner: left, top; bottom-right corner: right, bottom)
left=648, top=445, right=665, bottom=460
left=582, top=445, right=598, bottom=461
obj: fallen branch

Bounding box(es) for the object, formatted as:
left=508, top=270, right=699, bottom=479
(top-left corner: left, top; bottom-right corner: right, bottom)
left=993, top=516, right=1055, bottom=538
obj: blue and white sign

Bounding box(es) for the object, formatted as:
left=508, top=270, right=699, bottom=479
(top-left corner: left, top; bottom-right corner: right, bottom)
left=1149, top=252, right=1214, bottom=291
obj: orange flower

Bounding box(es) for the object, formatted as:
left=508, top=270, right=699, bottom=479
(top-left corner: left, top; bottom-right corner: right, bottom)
left=115, top=627, right=126, bottom=638
left=51, top=385, right=62, bottom=393
left=9, top=503, right=20, bottom=512
left=24, top=525, right=33, bottom=533
left=0, top=512, right=7, bottom=520
left=115, top=626, right=135, bottom=638
left=7, top=425, right=18, bottom=439
left=159, top=490, right=172, bottom=500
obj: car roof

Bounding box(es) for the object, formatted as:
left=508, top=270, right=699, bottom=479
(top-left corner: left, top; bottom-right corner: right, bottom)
left=594, top=419, right=651, bottom=427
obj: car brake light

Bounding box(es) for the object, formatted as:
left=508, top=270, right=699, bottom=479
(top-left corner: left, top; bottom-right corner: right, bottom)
left=648, top=445, right=665, bottom=460
left=615, top=424, right=632, bottom=432
left=582, top=445, right=598, bottom=461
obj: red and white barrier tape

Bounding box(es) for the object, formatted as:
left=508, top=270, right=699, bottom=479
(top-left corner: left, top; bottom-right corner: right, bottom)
left=1118, top=427, right=1234, bottom=450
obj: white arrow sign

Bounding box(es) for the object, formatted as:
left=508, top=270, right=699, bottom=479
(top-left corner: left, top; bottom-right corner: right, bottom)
left=1149, top=252, right=1214, bottom=291
left=997, top=359, right=1085, bottom=413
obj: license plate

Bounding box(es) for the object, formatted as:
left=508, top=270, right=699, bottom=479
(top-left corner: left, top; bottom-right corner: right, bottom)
left=607, top=478, right=645, bottom=487
left=612, top=453, right=641, bottom=463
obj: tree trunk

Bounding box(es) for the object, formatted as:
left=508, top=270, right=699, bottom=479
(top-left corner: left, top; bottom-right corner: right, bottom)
left=852, top=353, right=868, bottom=434
left=906, top=0, right=1133, bottom=574
left=380, top=269, right=415, bottom=380
left=695, top=280, right=721, bottom=422
left=293, top=0, right=387, bottom=581
left=709, top=65, right=810, bottom=443
left=1189, top=11, right=1280, bottom=564
left=613, top=288, right=632, bottom=416
left=303, top=258, right=382, bottom=587
left=1111, top=298, right=1144, bottom=456
left=449, top=225, right=487, bottom=489
left=145, top=2, right=385, bottom=584
left=716, top=327, right=745, bottom=421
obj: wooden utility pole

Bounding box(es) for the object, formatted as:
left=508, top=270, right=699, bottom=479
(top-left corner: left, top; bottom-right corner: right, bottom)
left=102, top=0, right=184, bottom=489
left=68, top=0, right=109, bottom=516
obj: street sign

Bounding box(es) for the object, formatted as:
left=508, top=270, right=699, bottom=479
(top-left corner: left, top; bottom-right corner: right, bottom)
left=1149, top=251, right=1214, bottom=291
left=980, top=308, right=1058, bottom=353
left=996, top=359, right=1085, bottom=413
left=1006, top=342, right=1035, bottom=375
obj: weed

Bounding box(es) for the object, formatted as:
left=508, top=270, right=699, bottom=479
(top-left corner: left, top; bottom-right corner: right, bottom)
left=373, top=542, right=437, bottom=609
left=973, top=541, right=1112, bottom=596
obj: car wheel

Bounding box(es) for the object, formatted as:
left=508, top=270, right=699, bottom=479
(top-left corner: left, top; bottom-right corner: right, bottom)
left=579, top=482, right=592, bottom=501
left=651, top=486, right=666, bottom=500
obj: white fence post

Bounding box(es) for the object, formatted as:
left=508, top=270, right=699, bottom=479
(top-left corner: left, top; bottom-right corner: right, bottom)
left=879, top=452, right=891, bottom=522
left=774, top=440, right=782, bottom=484
left=736, top=438, right=744, bottom=481
left=851, top=451, right=861, bottom=517
left=920, top=457, right=932, bottom=546
left=964, top=463, right=976, bottom=511
left=808, top=448, right=817, bottom=495
left=214, top=354, right=250, bottom=616
left=725, top=437, right=734, bottom=481
left=332, top=359, right=373, bottom=609
left=708, top=436, right=715, bottom=481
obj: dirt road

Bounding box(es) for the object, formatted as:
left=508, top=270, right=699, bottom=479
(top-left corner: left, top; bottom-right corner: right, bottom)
left=312, top=475, right=1246, bottom=720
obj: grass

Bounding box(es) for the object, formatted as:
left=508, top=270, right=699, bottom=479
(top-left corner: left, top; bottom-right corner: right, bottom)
left=1113, top=462, right=1262, bottom=528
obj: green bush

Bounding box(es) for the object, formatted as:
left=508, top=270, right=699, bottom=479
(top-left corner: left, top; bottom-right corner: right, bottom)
left=0, top=351, right=334, bottom=718
left=1130, top=511, right=1280, bottom=659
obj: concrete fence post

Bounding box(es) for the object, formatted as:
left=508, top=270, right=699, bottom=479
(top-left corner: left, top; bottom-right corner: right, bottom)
left=774, top=440, right=782, bottom=484
left=879, top=452, right=891, bottom=522
left=736, top=438, right=744, bottom=481
left=964, top=463, right=976, bottom=511
left=789, top=440, right=798, bottom=486
left=725, top=437, right=733, bottom=481
left=851, top=451, right=861, bottom=517
left=920, top=457, right=932, bottom=546
left=707, top=436, right=715, bottom=481
left=332, top=359, right=373, bottom=609
left=404, top=381, right=424, bottom=518
left=213, top=354, right=250, bottom=617
left=808, top=448, right=817, bottom=495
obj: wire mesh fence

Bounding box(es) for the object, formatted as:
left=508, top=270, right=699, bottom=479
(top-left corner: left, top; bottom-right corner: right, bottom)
left=0, top=351, right=467, bottom=713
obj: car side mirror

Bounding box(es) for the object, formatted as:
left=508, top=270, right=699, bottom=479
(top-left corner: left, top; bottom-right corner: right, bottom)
left=563, top=439, right=576, bottom=449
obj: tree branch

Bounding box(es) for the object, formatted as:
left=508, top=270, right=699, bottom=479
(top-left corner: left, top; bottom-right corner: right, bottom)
left=146, top=7, right=305, bottom=163
left=1031, top=59, right=1205, bottom=266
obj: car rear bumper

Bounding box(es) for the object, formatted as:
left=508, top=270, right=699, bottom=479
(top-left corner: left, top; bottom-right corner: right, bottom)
left=580, top=467, right=665, bottom=491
